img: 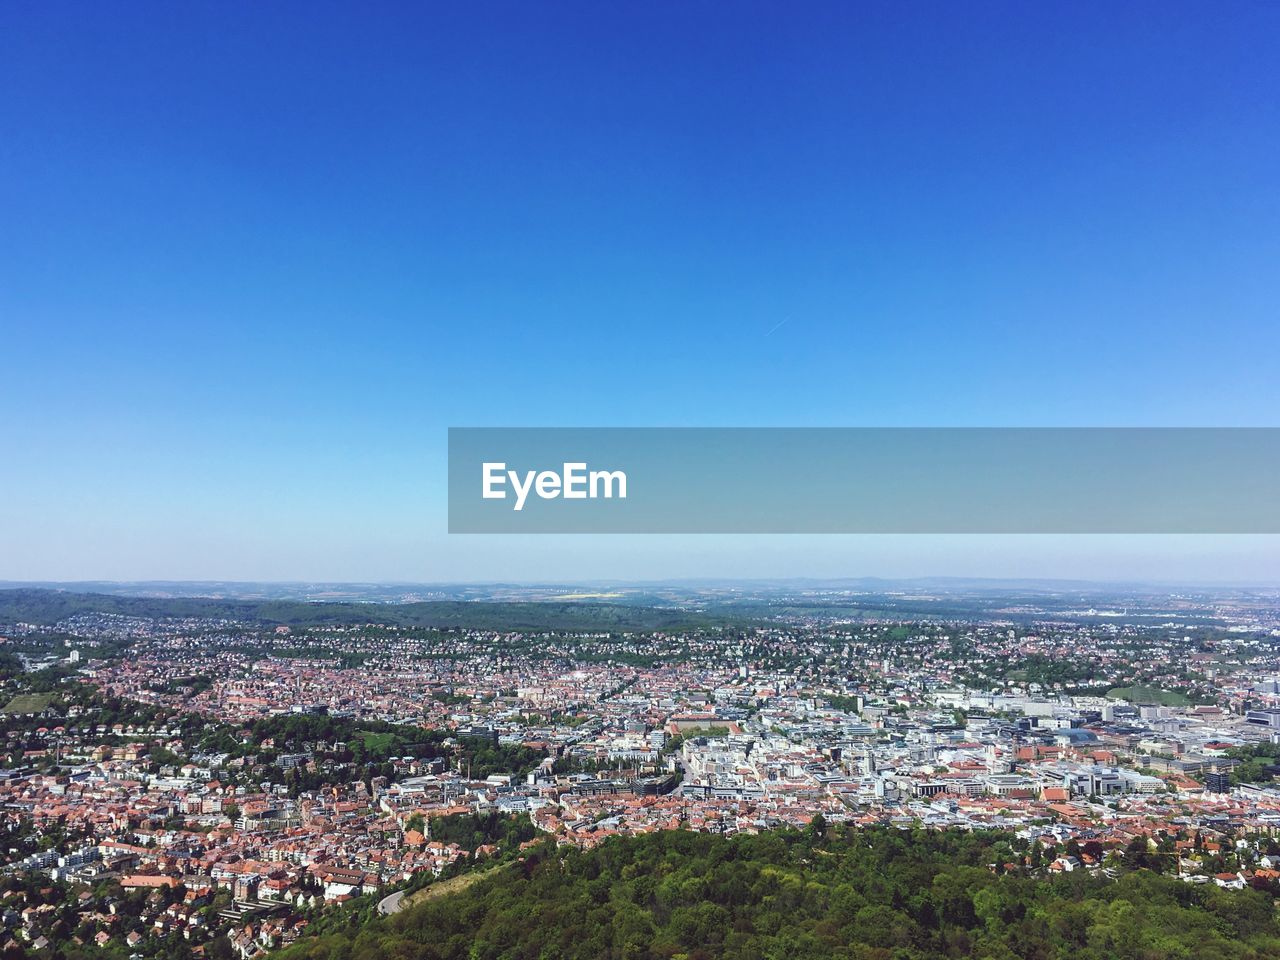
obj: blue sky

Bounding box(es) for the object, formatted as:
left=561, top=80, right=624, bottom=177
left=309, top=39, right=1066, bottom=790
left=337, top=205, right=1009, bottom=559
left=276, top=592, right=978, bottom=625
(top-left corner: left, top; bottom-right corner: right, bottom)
left=2, top=2, right=1278, bottom=582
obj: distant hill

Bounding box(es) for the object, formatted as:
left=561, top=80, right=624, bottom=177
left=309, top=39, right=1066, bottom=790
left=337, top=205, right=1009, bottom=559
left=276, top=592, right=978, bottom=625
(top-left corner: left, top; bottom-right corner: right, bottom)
left=0, top=588, right=740, bottom=633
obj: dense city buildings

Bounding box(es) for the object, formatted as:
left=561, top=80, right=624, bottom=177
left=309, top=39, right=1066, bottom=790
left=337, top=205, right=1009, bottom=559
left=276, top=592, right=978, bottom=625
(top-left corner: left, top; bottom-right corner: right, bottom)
left=2, top=585, right=1280, bottom=957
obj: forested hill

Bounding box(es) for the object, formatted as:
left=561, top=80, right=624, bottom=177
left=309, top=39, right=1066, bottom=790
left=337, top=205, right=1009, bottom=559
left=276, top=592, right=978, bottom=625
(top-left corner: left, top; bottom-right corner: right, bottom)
left=0, top=588, right=735, bottom=632
left=279, top=826, right=1280, bottom=960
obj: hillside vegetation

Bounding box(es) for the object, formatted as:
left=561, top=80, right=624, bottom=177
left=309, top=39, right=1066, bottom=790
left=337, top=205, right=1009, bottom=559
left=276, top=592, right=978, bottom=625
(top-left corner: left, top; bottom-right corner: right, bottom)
left=277, top=826, right=1280, bottom=960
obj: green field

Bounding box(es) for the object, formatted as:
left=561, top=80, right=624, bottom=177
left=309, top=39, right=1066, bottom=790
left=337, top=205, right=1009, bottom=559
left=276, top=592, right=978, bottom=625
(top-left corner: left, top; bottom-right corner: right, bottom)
left=1, top=692, right=56, bottom=714
left=356, top=731, right=397, bottom=754
left=1106, top=685, right=1190, bottom=706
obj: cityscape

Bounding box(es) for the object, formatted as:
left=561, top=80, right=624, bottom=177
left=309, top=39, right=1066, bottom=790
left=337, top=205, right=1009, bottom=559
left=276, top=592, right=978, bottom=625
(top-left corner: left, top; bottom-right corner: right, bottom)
left=2, top=584, right=1280, bottom=957
left=6, top=2, right=1280, bottom=958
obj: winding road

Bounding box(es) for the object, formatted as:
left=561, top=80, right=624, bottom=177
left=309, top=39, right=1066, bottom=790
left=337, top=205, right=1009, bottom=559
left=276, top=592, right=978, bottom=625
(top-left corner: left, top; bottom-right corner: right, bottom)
left=377, top=890, right=406, bottom=916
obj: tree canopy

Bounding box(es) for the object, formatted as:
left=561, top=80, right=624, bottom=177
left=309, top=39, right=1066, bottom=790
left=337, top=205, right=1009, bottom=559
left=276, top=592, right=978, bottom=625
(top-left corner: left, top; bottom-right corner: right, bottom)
left=277, top=826, right=1280, bottom=960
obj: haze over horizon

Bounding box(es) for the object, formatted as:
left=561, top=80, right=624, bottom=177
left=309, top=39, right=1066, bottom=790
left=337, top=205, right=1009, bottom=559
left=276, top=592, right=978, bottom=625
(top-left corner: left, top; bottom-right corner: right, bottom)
left=7, top=573, right=1280, bottom=589
left=2, top=536, right=1278, bottom=590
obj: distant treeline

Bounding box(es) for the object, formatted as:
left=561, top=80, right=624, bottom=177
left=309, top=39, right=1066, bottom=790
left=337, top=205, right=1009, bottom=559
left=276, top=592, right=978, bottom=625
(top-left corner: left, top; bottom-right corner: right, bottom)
left=0, top=589, right=742, bottom=633
left=707, top=595, right=1232, bottom=626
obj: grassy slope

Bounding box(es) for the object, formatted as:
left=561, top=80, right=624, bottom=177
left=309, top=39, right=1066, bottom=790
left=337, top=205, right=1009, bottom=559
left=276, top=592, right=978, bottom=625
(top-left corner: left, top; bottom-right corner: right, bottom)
left=1, top=692, right=57, bottom=714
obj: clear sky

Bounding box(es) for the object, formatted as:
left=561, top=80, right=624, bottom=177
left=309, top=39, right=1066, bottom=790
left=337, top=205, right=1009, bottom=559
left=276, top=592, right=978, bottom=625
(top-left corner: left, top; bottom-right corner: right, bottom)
left=2, top=2, right=1278, bottom=583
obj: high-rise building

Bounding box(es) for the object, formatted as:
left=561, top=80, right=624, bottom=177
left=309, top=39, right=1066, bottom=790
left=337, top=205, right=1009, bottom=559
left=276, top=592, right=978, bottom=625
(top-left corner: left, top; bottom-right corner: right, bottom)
left=1205, top=772, right=1232, bottom=794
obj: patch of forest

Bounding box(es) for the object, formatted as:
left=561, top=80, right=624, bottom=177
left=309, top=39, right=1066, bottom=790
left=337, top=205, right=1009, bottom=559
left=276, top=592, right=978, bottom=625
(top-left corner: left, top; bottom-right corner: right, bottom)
left=276, top=824, right=1280, bottom=960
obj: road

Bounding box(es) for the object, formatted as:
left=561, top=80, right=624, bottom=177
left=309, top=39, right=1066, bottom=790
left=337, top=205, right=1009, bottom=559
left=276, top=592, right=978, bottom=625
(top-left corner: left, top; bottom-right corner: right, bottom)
left=377, top=890, right=406, bottom=916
